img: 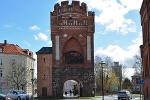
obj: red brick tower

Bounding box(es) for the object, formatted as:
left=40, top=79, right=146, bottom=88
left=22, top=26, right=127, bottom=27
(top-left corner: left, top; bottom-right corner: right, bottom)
left=140, top=0, right=150, bottom=99
left=36, top=47, right=53, bottom=97
left=51, top=0, right=95, bottom=97
left=37, top=0, right=95, bottom=97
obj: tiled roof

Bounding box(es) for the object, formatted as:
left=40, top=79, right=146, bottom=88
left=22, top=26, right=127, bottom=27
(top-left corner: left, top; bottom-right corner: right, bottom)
left=36, top=47, right=52, bottom=54
left=0, top=43, right=26, bottom=55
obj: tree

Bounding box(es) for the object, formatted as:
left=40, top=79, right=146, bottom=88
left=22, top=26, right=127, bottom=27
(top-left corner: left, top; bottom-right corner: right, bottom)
left=5, top=61, right=30, bottom=90
left=122, top=78, right=132, bottom=91
left=94, top=56, right=120, bottom=92
left=106, top=72, right=119, bottom=91
left=111, top=62, right=123, bottom=90
left=132, top=54, right=142, bottom=76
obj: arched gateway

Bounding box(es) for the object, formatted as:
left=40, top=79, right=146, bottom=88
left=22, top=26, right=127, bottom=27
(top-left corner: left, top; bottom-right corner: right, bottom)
left=36, top=0, right=95, bottom=97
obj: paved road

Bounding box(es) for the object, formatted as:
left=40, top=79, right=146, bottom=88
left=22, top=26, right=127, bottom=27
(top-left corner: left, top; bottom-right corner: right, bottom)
left=34, top=95, right=143, bottom=100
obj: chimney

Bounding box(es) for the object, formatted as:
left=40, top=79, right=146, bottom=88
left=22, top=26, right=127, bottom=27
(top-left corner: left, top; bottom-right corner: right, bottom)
left=4, top=40, right=7, bottom=45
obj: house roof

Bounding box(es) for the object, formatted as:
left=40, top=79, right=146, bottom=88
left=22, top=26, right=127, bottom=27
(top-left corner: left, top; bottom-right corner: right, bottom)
left=0, top=41, right=34, bottom=59
left=0, top=43, right=26, bottom=55
left=36, top=47, right=52, bottom=54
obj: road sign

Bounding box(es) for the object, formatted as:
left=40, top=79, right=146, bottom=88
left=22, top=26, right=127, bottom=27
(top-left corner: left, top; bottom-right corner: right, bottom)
left=114, top=86, right=118, bottom=91
left=140, top=80, right=144, bottom=84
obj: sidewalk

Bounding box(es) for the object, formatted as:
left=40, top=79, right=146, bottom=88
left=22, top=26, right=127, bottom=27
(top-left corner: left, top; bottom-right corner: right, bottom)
left=63, top=93, right=79, bottom=99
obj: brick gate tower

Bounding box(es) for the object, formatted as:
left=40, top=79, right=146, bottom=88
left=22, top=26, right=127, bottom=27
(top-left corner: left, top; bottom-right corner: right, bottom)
left=36, top=0, right=95, bottom=97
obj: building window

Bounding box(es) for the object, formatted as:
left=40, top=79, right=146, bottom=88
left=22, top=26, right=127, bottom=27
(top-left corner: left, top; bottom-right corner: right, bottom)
left=58, top=9, right=61, bottom=13
left=12, top=59, right=16, bottom=66
left=12, top=71, right=16, bottom=77
left=0, top=59, right=2, bottom=65
left=22, top=59, right=25, bottom=67
left=62, top=51, right=84, bottom=64
left=86, top=20, right=87, bottom=25
left=0, top=70, right=2, bottom=77
left=136, top=78, right=140, bottom=84
left=76, top=20, right=77, bottom=25
left=44, top=58, right=46, bottom=63
left=74, top=20, right=75, bottom=25
left=66, top=20, right=67, bottom=25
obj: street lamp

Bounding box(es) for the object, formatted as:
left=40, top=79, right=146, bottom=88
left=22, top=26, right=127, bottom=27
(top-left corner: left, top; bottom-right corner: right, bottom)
left=30, top=68, right=34, bottom=100
left=99, top=61, right=105, bottom=100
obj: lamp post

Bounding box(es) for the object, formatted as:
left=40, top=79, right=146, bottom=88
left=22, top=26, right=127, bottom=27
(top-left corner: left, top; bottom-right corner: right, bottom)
left=99, top=61, right=105, bottom=100
left=30, top=68, right=34, bottom=100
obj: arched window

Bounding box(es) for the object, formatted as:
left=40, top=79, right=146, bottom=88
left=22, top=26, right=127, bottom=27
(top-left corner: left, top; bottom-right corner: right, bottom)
left=62, top=51, right=84, bottom=64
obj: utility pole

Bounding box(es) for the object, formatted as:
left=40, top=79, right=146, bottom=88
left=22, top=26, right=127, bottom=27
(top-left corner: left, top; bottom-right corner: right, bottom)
left=30, top=68, right=34, bottom=100
left=99, top=61, right=105, bottom=100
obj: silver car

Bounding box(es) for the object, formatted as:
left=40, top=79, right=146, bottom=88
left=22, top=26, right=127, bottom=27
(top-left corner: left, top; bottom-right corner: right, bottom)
left=118, top=90, right=132, bottom=100
left=6, top=90, right=30, bottom=100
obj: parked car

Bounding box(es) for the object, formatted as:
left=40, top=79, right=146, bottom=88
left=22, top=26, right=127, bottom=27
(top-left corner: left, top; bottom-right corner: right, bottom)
left=6, top=90, right=30, bottom=100
left=0, top=94, right=7, bottom=100
left=118, top=90, right=132, bottom=100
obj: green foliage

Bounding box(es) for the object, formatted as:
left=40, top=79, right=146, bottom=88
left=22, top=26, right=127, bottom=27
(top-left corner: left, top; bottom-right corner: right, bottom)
left=122, top=78, right=132, bottom=92
left=105, top=70, right=119, bottom=91
left=94, top=56, right=121, bottom=91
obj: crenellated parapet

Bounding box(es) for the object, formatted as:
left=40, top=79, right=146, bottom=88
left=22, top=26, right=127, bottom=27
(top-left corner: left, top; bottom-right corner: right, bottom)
left=51, top=1, right=87, bottom=16
left=50, top=0, right=95, bottom=33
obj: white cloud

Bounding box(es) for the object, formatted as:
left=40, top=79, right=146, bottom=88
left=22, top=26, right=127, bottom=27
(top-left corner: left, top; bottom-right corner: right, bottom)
left=120, top=0, right=143, bottom=10
left=29, top=25, right=40, bottom=31
left=47, top=41, right=52, bottom=45
left=34, top=35, right=39, bottom=40
left=95, top=32, right=142, bottom=67
left=94, top=33, right=142, bottom=78
left=124, top=68, right=134, bottom=79
left=34, top=32, right=48, bottom=41
left=57, top=0, right=142, bottom=35
left=45, top=41, right=52, bottom=47
left=4, top=24, right=14, bottom=28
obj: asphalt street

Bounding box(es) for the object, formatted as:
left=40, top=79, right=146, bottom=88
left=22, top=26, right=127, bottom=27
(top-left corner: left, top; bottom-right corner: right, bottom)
left=34, top=95, right=143, bottom=100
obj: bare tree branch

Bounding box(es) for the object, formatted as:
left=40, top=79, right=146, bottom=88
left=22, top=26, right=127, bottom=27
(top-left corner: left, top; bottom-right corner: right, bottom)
left=4, top=60, right=29, bottom=90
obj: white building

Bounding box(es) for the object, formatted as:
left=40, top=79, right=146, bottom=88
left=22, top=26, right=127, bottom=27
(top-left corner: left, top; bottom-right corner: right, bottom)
left=0, top=40, right=35, bottom=95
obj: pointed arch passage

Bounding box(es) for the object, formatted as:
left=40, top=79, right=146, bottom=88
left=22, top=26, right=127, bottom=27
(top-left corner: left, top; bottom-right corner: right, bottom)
left=62, top=51, right=84, bottom=64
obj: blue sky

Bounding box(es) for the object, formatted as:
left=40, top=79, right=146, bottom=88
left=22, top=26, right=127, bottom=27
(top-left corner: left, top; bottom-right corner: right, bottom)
left=0, top=0, right=143, bottom=79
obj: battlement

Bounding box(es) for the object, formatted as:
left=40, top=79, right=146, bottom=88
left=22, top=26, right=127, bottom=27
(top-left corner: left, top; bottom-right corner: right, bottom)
left=61, top=1, right=69, bottom=6
left=51, top=0, right=87, bottom=16
left=88, top=11, right=95, bottom=16
left=51, top=0, right=95, bottom=32
left=72, top=1, right=80, bottom=5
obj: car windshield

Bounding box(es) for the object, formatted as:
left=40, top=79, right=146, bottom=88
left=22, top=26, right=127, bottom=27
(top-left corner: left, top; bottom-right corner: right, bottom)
left=15, top=90, right=26, bottom=94
left=119, top=92, right=126, bottom=94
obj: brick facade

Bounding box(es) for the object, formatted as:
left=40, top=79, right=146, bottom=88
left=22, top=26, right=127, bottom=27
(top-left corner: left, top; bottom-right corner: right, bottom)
left=37, top=0, right=95, bottom=97
left=36, top=52, right=53, bottom=97
left=140, top=0, right=150, bottom=99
